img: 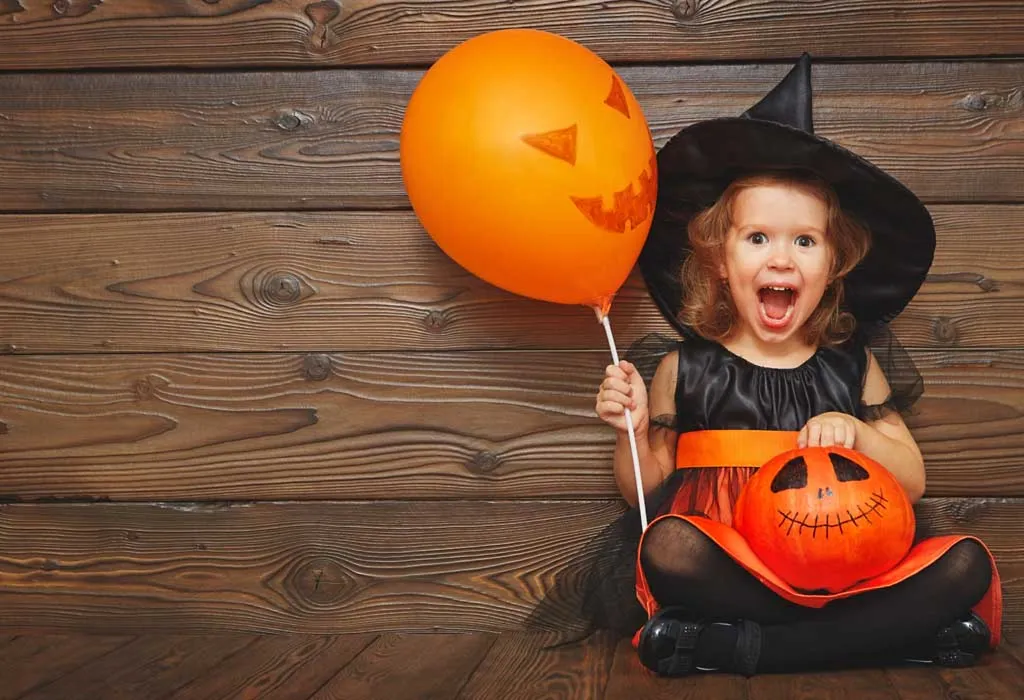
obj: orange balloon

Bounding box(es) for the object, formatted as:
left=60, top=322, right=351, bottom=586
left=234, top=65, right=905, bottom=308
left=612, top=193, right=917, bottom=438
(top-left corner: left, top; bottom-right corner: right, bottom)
left=400, top=29, right=657, bottom=313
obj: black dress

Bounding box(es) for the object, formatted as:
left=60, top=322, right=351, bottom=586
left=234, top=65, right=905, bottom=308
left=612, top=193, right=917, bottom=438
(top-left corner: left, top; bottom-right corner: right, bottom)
left=524, top=325, right=924, bottom=642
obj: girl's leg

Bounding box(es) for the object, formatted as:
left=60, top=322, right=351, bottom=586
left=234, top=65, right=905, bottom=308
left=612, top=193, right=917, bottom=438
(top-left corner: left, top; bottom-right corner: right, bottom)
left=638, top=517, right=993, bottom=673
left=754, top=539, right=992, bottom=672
left=639, top=515, right=809, bottom=624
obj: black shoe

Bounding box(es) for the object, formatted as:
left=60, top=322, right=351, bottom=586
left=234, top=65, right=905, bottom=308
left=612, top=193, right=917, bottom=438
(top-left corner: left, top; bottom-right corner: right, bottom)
left=904, top=612, right=991, bottom=667
left=636, top=608, right=762, bottom=677
left=636, top=607, right=705, bottom=677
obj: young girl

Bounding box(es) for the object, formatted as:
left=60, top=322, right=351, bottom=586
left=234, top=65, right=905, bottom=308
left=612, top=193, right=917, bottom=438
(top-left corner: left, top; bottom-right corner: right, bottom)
left=594, top=55, right=1000, bottom=676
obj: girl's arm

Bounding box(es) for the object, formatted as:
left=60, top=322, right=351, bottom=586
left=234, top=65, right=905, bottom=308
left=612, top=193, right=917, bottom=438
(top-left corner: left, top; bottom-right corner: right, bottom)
left=854, top=350, right=926, bottom=502
left=611, top=352, right=678, bottom=507
left=799, top=350, right=926, bottom=502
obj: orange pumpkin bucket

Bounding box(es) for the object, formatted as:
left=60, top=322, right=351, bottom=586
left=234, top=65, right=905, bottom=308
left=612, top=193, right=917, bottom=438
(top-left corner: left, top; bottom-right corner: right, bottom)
left=734, top=446, right=915, bottom=593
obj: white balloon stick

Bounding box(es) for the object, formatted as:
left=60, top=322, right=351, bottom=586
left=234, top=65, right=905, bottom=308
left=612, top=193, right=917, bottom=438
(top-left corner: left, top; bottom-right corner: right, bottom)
left=598, top=311, right=649, bottom=531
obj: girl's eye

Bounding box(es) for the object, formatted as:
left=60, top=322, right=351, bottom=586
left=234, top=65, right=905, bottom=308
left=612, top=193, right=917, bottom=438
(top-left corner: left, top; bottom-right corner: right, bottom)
left=749, top=232, right=767, bottom=245
left=795, top=235, right=816, bottom=248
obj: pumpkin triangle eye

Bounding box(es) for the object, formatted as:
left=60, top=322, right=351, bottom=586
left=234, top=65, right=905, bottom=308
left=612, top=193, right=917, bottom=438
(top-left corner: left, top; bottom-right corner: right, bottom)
left=770, top=456, right=808, bottom=492
left=830, top=453, right=870, bottom=482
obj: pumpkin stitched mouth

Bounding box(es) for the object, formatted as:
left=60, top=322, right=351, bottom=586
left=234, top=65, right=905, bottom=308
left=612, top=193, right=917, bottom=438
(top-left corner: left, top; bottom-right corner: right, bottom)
left=776, top=489, right=889, bottom=539
left=569, top=153, right=656, bottom=234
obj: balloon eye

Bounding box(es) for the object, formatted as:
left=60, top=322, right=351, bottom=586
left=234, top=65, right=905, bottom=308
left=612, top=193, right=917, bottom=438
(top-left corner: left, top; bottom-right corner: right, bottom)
left=770, top=457, right=808, bottom=493
left=604, top=75, right=630, bottom=118
left=521, top=124, right=578, bottom=165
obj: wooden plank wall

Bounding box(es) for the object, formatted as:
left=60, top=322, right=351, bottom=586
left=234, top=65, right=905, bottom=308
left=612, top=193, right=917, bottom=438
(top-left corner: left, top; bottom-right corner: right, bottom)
left=0, top=1, right=1021, bottom=636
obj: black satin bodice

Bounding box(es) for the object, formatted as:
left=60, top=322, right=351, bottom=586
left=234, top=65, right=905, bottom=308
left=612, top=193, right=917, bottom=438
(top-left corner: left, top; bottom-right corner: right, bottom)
left=674, top=335, right=868, bottom=433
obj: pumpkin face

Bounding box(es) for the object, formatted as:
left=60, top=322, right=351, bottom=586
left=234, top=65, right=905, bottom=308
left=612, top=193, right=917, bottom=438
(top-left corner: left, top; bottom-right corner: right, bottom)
left=400, top=29, right=657, bottom=309
left=734, top=446, right=915, bottom=593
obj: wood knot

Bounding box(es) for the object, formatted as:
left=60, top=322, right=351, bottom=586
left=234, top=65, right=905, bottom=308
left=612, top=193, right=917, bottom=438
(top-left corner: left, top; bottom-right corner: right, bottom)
left=272, top=110, right=311, bottom=131
left=254, top=270, right=314, bottom=309
left=932, top=317, right=959, bottom=346
left=960, top=93, right=989, bottom=112
left=134, top=374, right=169, bottom=400
left=305, top=0, right=340, bottom=24
left=305, top=0, right=342, bottom=51
left=672, top=0, right=699, bottom=20
left=40, top=559, right=60, bottom=571
left=467, top=451, right=501, bottom=474
left=303, top=353, right=332, bottom=381
left=424, top=310, right=448, bottom=331
left=51, top=0, right=99, bottom=17
left=244, top=267, right=315, bottom=311
left=267, top=273, right=302, bottom=304
left=290, top=556, right=356, bottom=606
left=0, top=343, right=16, bottom=354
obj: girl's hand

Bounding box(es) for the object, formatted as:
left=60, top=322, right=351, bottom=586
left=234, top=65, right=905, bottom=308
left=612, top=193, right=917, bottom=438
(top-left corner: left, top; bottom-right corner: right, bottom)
left=596, top=361, right=649, bottom=434
left=798, top=412, right=861, bottom=449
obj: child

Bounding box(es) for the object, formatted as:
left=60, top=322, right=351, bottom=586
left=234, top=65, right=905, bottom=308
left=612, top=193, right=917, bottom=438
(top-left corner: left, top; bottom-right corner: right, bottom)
left=595, top=55, right=1000, bottom=676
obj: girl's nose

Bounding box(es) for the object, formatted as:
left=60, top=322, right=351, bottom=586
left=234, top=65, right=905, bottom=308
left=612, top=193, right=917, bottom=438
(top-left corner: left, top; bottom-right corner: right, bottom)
left=767, top=243, right=794, bottom=268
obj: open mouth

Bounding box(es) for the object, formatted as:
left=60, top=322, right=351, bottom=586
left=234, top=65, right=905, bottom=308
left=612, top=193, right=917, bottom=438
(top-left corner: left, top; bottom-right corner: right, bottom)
left=776, top=489, right=889, bottom=539
left=570, top=153, right=657, bottom=235
left=758, top=285, right=798, bottom=328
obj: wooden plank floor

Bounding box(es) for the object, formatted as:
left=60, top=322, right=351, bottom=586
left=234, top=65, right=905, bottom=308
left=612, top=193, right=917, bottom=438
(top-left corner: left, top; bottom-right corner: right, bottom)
left=1, top=631, right=1021, bottom=699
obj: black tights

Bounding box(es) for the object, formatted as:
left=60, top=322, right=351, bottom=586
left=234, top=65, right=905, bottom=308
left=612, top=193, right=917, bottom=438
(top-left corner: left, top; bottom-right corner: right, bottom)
left=639, top=517, right=993, bottom=673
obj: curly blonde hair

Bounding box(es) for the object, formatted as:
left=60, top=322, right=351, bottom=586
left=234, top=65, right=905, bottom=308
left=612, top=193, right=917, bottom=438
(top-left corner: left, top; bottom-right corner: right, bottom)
left=679, top=171, right=871, bottom=346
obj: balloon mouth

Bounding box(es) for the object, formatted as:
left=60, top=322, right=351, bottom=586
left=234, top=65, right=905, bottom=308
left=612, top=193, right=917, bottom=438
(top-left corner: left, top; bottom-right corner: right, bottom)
left=775, top=488, right=890, bottom=538
left=569, top=153, right=657, bottom=234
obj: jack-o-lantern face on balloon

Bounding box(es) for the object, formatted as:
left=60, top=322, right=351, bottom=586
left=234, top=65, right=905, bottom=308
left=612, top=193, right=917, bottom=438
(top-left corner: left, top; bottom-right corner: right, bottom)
left=400, top=29, right=657, bottom=311
left=518, top=73, right=656, bottom=237
left=734, top=446, right=915, bottom=594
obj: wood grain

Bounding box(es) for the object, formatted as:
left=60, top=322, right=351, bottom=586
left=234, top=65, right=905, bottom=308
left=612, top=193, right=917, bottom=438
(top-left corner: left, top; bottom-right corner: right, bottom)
left=17, top=634, right=254, bottom=700
left=458, top=630, right=617, bottom=700
left=3, top=632, right=1024, bottom=699
left=881, top=666, right=953, bottom=700
left=749, top=670, right=901, bottom=699
left=0, top=634, right=133, bottom=700
left=0, top=205, right=1020, bottom=353
left=0, top=498, right=1020, bottom=636
left=603, top=637, right=747, bottom=700
left=0, top=62, right=1020, bottom=211
left=173, top=634, right=376, bottom=700
left=3, top=348, right=1024, bottom=501
left=311, top=632, right=495, bottom=700
left=0, top=1, right=1021, bottom=69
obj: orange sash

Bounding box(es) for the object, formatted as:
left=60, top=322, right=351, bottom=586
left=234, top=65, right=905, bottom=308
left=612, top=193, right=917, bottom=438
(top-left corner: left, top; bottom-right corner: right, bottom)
left=676, top=430, right=798, bottom=468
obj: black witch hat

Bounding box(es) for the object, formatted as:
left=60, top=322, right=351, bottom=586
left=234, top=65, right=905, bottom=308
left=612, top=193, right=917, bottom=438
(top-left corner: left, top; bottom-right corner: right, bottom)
left=639, top=54, right=936, bottom=339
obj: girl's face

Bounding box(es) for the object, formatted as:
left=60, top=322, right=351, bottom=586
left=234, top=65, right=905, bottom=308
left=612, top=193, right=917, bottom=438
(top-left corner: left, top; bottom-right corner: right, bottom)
left=720, top=183, right=834, bottom=348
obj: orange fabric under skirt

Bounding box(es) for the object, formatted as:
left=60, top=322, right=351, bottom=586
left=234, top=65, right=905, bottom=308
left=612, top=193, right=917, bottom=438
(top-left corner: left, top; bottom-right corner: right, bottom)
left=633, top=516, right=1003, bottom=650
left=632, top=430, right=1003, bottom=649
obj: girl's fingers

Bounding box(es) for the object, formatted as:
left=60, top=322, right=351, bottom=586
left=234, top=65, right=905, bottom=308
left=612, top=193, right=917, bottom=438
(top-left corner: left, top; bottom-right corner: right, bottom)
left=601, top=377, right=632, bottom=396
left=806, top=422, right=822, bottom=447
left=599, top=390, right=635, bottom=409
left=596, top=400, right=624, bottom=416
left=819, top=423, right=835, bottom=447
left=605, top=365, right=629, bottom=381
